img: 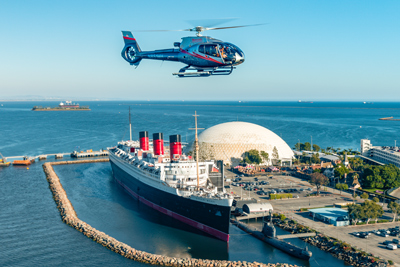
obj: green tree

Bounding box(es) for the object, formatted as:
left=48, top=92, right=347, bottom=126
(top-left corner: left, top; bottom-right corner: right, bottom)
left=334, top=164, right=349, bottom=179
left=243, top=149, right=262, bottom=165
left=348, top=204, right=364, bottom=225
left=312, top=144, right=320, bottom=152
left=372, top=197, right=379, bottom=203
left=304, top=142, right=311, bottom=151
left=362, top=164, right=400, bottom=189
left=311, top=153, right=320, bottom=164
left=272, top=146, right=279, bottom=165
left=362, top=200, right=384, bottom=223
left=309, top=173, right=329, bottom=195
left=360, top=192, right=369, bottom=200
left=294, top=143, right=301, bottom=151
left=260, top=151, right=269, bottom=164
left=388, top=202, right=400, bottom=222
left=349, top=157, right=364, bottom=171
left=335, top=183, right=348, bottom=195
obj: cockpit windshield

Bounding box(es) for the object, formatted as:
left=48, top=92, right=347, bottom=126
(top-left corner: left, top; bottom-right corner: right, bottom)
left=198, top=42, right=245, bottom=64
left=219, top=43, right=244, bottom=64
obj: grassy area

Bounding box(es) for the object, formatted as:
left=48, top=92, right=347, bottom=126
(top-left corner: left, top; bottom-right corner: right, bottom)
left=270, top=193, right=293, bottom=200
left=362, top=188, right=381, bottom=193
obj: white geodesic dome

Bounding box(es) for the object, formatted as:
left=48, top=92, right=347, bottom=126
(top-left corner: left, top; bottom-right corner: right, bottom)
left=195, top=121, right=294, bottom=166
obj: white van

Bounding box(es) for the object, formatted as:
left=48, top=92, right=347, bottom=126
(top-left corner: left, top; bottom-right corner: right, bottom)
left=387, top=244, right=397, bottom=250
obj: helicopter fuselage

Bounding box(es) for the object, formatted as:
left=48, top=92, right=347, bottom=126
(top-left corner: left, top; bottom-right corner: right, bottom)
left=121, top=33, right=245, bottom=77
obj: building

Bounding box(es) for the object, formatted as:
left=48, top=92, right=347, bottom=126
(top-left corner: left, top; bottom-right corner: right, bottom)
left=308, top=208, right=349, bottom=226
left=360, top=139, right=400, bottom=167
left=192, top=122, right=294, bottom=166
left=243, top=203, right=273, bottom=214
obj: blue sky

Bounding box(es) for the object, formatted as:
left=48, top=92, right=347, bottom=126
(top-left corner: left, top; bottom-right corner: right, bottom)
left=1, top=0, right=399, bottom=101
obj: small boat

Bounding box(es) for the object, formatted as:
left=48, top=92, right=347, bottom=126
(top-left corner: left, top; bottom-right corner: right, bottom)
left=13, top=160, right=33, bottom=166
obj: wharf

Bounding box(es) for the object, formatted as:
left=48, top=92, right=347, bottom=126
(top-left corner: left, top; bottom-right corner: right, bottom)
left=71, top=150, right=109, bottom=158
left=236, top=213, right=268, bottom=221
left=1, top=149, right=109, bottom=166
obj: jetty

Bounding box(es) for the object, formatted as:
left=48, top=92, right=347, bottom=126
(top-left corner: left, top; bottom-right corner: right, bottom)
left=1, top=150, right=109, bottom=166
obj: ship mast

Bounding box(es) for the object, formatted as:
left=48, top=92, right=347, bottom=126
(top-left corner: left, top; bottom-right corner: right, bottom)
left=189, top=111, right=204, bottom=190
left=129, top=106, right=132, bottom=141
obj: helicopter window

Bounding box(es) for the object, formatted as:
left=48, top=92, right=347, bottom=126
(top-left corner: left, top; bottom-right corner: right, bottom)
left=199, top=45, right=220, bottom=57
left=199, top=45, right=205, bottom=54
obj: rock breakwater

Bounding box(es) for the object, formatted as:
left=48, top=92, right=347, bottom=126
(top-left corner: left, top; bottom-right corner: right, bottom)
left=43, top=160, right=298, bottom=267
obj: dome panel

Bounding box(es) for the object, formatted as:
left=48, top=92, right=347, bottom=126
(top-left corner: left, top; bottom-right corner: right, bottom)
left=196, top=122, right=294, bottom=166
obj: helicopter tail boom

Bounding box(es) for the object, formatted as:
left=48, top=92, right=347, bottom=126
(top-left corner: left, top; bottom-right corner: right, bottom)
left=121, top=31, right=142, bottom=66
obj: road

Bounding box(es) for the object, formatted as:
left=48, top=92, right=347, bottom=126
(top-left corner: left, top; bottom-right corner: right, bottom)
left=225, top=169, right=400, bottom=265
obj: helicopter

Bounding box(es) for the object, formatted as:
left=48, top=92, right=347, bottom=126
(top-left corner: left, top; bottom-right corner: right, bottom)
left=121, top=24, right=259, bottom=77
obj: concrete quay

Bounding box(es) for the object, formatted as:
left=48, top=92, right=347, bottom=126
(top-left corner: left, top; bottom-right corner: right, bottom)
left=43, top=159, right=299, bottom=267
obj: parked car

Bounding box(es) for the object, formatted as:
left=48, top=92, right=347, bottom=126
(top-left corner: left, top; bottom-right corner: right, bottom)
left=380, top=232, right=389, bottom=237
left=392, top=239, right=400, bottom=244
left=387, top=244, right=397, bottom=250
left=300, top=188, right=304, bottom=192
left=359, top=233, right=369, bottom=238
left=307, top=188, right=312, bottom=191
left=254, top=177, right=258, bottom=181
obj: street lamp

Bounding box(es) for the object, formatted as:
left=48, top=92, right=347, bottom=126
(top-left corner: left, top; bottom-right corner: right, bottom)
left=383, top=189, right=390, bottom=206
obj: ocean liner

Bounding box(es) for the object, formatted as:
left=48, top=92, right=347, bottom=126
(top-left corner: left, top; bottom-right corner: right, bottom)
left=108, top=112, right=233, bottom=241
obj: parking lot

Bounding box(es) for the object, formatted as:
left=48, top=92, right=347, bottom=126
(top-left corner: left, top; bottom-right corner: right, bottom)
left=224, top=169, right=400, bottom=265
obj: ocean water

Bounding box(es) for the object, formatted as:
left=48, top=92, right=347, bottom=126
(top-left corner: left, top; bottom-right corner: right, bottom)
left=1, top=101, right=400, bottom=266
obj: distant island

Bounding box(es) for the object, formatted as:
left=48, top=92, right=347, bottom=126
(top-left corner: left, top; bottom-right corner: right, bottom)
left=32, top=101, right=90, bottom=111
left=379, top=116, right=400, bottom=121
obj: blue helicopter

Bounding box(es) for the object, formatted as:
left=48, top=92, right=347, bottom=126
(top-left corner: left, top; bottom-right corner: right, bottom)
left=121, top=24, right=258, bottom=77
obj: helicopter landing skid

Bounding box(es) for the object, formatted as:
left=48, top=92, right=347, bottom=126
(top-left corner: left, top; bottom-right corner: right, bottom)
left=172, top=66, right=234, bottom=78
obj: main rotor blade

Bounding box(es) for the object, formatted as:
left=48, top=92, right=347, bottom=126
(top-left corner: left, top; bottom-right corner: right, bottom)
left=187, top=18, right=238, bottom=28
left=206, top=23, right=267, bottom=31
left=133, top=29, right=191, bottom=32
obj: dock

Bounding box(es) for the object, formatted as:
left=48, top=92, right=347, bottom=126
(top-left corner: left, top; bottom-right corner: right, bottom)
left=236, top=213, right=268, bottom=221
left=276, top=233, right=316, bottom=239
left=1, top=149, right=109, bottom=166
left=71, top=150, right=109, bottom=158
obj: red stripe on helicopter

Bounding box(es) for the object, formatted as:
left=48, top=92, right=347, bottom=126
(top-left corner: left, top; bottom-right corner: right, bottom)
left=180, top=49, right=224, bottom=65
left=123, top=36, right=136, bottom=41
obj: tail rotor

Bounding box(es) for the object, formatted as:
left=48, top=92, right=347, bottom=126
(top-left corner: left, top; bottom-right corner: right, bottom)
left=121, top=31, right=142, bottom=66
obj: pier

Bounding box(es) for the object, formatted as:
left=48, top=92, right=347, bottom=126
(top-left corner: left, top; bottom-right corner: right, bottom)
left=71, top=150, right=109, bottom=158
left=236, top=213, right=268, bottom=221
left=0, top=150, right=109, bottom=166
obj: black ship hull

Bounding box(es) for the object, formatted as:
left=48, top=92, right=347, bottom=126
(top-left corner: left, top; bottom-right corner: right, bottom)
left=110, top=160, right=231, bottom=241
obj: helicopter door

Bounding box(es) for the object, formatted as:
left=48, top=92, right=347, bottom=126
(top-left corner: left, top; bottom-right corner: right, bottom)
left=199, top=44, right=220, bottom=58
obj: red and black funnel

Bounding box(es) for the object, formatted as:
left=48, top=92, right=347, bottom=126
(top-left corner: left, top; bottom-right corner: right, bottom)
left=169, top=135, right=182, bottom=160
left=153, top=133, right=164, bottom=156
left=139, top=131, right=149, bottom=151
